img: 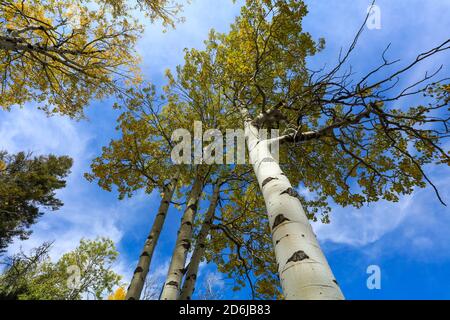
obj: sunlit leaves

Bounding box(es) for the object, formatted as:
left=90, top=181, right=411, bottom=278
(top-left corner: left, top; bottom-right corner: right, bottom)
left=0, top=238, right=121, bottom=300
left=108, top=287, right=126, bottom=300
left=0, top=0, right=183, bottom=117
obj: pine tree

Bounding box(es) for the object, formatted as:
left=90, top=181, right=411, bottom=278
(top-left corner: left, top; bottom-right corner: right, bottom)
left=0, top=151, right=72, bottom=253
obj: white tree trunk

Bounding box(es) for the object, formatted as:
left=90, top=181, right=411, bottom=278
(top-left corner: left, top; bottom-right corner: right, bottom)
left=160, top=173, right=204, bottom=300
left=243, top=113, right=344, bottom=300
left=125, top=177, right=178, bottom=300
left=179, top=183, right=220, bottom=300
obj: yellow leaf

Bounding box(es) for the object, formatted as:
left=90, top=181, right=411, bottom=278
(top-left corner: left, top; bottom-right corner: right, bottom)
left=108, top=287, right=126, bottom=300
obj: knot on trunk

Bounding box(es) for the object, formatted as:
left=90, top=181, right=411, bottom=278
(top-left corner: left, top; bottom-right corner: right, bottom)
left=166, top=281, right=179, bottom=288
left=188, top=203, right=197, bottom=211
left=262, top=177, right=278, bottom=188
left=280, top=187, right=300, bottom=199
left=286, top=250, right=309, bottom=264
left=272, top=214, right=290, bottom=230
left=181, top=240, right=191, bottom=250
left=182, top=221, right=192, bottom=227
left=134, top=266, right=143, bottom=274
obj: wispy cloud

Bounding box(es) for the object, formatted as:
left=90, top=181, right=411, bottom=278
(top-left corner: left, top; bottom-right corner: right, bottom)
left=314, top=165, right=450, bottom=262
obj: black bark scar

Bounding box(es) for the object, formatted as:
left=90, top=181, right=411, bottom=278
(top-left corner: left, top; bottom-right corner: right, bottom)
left=134, top=266, right=143, bottom=274
left=166, top=281, right=179, bottom=288
left=272, top=214, right=290, bottom=230
left=262, top=177, right=278, bottom=188
left=286, top=250, right=309, bottom=264
left=181, top=240, right=191, bottom=250
left=280, top=187, right=300, bottom=198
left=186, top=273, right=197, bottom=281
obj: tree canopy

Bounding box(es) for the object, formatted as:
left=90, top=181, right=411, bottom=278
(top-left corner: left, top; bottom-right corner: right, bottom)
left=162, top=0, right=449, bottom=210
left=0, top=0, right=183, bottom=117
left=0, top=238, right=121, bottom=300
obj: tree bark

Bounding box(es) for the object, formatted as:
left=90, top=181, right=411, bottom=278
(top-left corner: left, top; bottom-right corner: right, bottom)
left=179, top=183, right=220, bottom=300
left=125, top=176, right=179, bottom=300
left=243, top=110, right=345, bottom=300
left=160, top=171, right=204, bottom=300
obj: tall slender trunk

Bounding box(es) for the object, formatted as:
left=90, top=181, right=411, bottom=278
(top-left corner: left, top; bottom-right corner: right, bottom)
left=243, top=111, right=344, bottom=300
left=179, top=183, right=220, bottom=300
left=160, top=172, right=204, bottom=300
left=126, top=176, right=179, bottom=300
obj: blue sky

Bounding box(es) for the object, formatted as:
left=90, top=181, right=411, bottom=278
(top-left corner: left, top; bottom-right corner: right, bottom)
left=1, top=0, right=449, bottom=299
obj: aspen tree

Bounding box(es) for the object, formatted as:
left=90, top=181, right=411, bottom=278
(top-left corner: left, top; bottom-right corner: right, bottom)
left=179, top=182, right=220, bottom=300
left=160, top=169, right=206, bottom=300
left=126, top=175, right=179, bottom=300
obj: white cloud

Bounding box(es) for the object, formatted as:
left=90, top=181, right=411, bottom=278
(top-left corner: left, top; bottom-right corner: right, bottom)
left=313, top=197, right=411, bottom=247
left=0, top=107, right=89, bottom=160
left=314, top=166, right=450, bottom=261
